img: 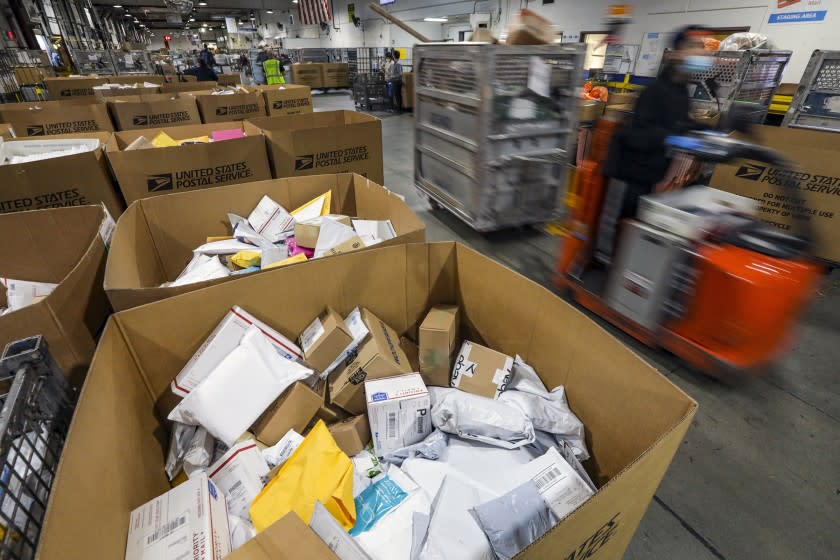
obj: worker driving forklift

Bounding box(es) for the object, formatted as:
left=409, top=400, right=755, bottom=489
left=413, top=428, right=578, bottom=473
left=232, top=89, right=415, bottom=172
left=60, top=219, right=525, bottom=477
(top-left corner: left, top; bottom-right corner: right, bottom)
left=556, top=27, right=823, bottom=377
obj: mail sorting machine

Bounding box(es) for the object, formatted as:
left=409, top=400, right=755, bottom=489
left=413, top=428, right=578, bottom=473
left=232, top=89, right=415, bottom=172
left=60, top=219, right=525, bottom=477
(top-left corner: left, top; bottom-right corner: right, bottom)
left=0, top=336, right=76, bottom=560
left=782, top=50, right=840, bottom=132
left=414, top=43, right=585, bottom=231
left=677, top=49, right=791, bottom=125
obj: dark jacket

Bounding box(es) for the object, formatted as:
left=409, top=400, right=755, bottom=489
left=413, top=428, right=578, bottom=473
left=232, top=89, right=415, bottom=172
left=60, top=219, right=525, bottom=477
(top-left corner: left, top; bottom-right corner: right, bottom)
left=604, top=66, right=694, bottom=186
left=184, top=65, right=218, bottom=82
left=200, top=49, right=216, bottom=68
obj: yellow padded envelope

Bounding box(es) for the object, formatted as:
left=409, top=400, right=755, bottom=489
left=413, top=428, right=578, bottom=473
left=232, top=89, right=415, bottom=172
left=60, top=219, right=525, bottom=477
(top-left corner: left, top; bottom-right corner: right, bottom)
left=249, top=420, right=355, bottom=532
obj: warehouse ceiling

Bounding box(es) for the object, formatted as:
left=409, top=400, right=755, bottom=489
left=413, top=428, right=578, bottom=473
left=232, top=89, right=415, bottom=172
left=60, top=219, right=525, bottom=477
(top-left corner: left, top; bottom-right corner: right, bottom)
left=91, top=0, right=301, bottom=30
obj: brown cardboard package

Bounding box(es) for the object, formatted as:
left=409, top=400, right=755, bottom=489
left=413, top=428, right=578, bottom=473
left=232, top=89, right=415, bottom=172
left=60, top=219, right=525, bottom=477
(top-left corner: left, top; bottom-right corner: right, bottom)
left=328, top=415, right=371, bottom=457
left=294, top=214, right=351, bottom=248
left=292, top=63, right=324, bottom=88
left=104, top=173, right=425, bottom=310
left=402, top=72, right=415, bottom=110
left=107, top=96, right=201, bottom=130
left=710, top=125, right=840, bottom=264
left=217, top=74, right=242, bottom=86
left=259, top=84, right=313, bottom=117
left=0, top=101, right=114, bottom=137
left=419, top=305, right=459, bottom=387
left=0, top=123, right=12, bottom=139
left=452, top=341, right=513, bottom=398
left=108, top=75, right=166, bottom=86
left=43, top=76, right=109, bottom=98
left=301, top=307, right=353, bottom=373
left=322, top=63, right=350, bottom=88
left=579, top=100, right=605, bottom=122
left=606, top=91, right=638, bottom=107
left=160, top=81, right=218, bottom=93
left=245, top=111, right=384, bottom=184
left=106, top=121, right=271, bottom=205
left=400, top=335, right=420, bottom=371
left=329, top=308, right=411, bottom=415
left=0, top=132, right=124, bottom=218
left=38, top=242, right=696, bottom=560
left=253, top=382, right=322, bottom=446
left=190, top=91, right=267, bottom=123
left=0, top=205, right=110, bottom=386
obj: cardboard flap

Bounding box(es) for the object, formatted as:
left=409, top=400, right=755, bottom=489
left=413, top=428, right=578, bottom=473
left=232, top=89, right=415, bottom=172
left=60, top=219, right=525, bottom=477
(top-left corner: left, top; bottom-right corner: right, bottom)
left=247, top=110, right=378, bottom=133
left=113, top=120, right=247, bottom=148
left=228, top=512, right=339, bottom=559
left=106, top=200, right=169, bottom=289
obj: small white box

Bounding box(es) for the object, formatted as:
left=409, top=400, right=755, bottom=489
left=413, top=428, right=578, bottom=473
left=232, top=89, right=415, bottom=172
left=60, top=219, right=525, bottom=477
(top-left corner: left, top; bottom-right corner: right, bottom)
left=207, top=439, right=270, bottom=519
left=124, top=473, right=231, bottom=560
left=171, top=305, right=302, bottom=397
left=365, top=373, right=432, bottom=457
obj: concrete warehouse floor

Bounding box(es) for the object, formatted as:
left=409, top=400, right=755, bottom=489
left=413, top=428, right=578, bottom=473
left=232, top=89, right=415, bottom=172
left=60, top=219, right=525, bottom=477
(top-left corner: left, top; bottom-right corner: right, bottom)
left=313, top=92, right=840, bottom=560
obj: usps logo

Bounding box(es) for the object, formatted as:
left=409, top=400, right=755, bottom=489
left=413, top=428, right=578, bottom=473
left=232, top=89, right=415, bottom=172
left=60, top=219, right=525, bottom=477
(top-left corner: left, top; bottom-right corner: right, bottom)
left=26, top=125, right=45, bottom=136
left=272, top=100, right=284, bottom=110
left=372, top=392, right=388, bottom=402
left=132, top=115, right=149, bottom=126
left=215, top=106, right=229, bottom=116
left=295, top=155, right=314, bottom=171
left=735, top=164, right=766, bottom=181
left=146, top=173, right=174, bottom=192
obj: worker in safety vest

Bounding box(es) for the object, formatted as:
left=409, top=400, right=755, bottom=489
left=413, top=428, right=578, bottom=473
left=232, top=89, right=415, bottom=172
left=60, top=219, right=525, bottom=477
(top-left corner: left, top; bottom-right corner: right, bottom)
left=263, top=53, right=285, bottom=85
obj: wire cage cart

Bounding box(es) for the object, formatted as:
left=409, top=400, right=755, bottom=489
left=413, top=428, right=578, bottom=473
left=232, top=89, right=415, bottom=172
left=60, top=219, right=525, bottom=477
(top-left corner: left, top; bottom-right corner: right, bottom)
left=782, top=50, right=840, bottom=132
left=0, top=50, right=54, bottom=103
left=109, top=50, right=154, bottom=75
left=414, top=43, right=585, bottom=231
left=0, top=336, right=77, bottom=560
left=68, top=49, right=116, bottom=76
left=352, top=71, right=389, bottom=110
left=680, top=49, right=791, bottom=124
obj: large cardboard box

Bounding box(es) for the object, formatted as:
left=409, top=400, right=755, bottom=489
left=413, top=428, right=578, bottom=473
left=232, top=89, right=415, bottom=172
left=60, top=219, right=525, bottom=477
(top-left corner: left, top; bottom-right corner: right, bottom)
left=106, top=121, right=271, bottom=205
left=107, top=96, right=201, bottom=130
left=252, top=381, right=322, bottom=446
left=217, top=73, right=242, bottom=86
left=292, top=63, right=324, bottom=88
left=710, top=125, right=840, bottom=264
left=190, top=91, right=267, bottom=123
left=322, top=63, right=350, bottom=88
left=43, top=76, right=109, bottom=98
left=38, top=242, right=697, bottom=560
left=259, top=84, right=313, bottom=117
left=245, top=111, right=384, bottom=184
left=160, top=81, right=218, bottom=93
left=104, top=173, right=425, bottom=310
left=402, top=72, right=415, bottom=110
left=0, top=101, right=114, bottom=137
left=0, top=132, right=124, bottom=218
left=108, top=75, right=166, bottom=86
left=0, top=205, right=110, bottom=385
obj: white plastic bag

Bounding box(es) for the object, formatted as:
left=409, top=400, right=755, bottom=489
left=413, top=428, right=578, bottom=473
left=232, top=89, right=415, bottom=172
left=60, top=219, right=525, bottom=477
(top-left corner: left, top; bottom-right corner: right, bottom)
left=429, top=387, right=535, bottom=449
left=167, top=254, right=230, bottom=287
left=261, top=429, right=304, bottom=469
left=382, top=429, right=449, bottom=466
left=168, top=326, right=313, bottom=446
left=718, top=32, right=776, bottom=51
left=228, top=514, right=257, bottom=551
left=498, top=387, right=588, bottom=459
left=183, top=426, right=215, bottom=478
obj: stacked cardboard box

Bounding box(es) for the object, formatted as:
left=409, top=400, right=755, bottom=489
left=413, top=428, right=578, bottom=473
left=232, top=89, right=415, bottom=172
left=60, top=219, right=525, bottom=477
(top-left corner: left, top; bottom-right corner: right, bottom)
left=402, top=72, right=415, bottom=110
left=292, top=64, right=324, bottom=89
left=188, top=90, right=267, bottom=123
left=37, top=242, right=697, bottom=560
left=259, top=84, right=313, bottom=117
left=106, top=121, right=272, bottom=205
left=322, top=63, right=350, bottom=88
left=0, top=205, right=111, bottom=385
left=104, top=173, right=425, bottom=310
left=245, top=111, right=384, bottom=184
left=107, top=95, right=201, bottom=130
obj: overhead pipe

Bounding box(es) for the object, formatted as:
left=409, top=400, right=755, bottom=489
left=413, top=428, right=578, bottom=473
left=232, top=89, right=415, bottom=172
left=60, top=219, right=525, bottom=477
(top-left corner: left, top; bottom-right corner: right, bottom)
left=367, top=2, right=431, bottom=43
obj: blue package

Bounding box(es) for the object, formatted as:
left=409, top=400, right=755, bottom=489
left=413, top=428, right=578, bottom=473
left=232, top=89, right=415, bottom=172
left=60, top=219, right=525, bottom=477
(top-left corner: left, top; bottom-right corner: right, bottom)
left=232, top=266, right=261, bottom=276
left=348, top=476, right=408, bottom=536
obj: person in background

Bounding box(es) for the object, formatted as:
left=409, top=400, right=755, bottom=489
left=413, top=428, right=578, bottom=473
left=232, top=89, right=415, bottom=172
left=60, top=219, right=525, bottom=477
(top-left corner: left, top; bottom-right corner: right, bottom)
left=389, top=50, right=404, bottom=113
left=381, top=52, right=394, bottom=110
left=200, top=44, right=216, bottom=69
left=183, top=58, right=218, bottom=82
left=263, top=52, right=285, bottom=85
left=239, top=52, right=251, bottom=77
left=598, top=25, right=711, bottom=260
left=254, top=48, right=269, bottom=85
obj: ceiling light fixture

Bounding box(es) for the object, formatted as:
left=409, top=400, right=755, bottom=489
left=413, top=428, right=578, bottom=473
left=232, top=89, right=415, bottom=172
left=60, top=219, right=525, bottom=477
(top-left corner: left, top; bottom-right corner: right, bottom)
left=423, top=17, right=448, bottom=22
left=189, top=17, right=195, bottom=21
left=113, top=4, right=122, bottom=7
left=198, top=1, right=207, bottom=4
left=266, top=10, right=273, bottom=14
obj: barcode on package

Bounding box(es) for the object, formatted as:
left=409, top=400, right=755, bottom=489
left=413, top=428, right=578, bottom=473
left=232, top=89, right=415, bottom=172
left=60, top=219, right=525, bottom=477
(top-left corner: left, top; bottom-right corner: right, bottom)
left=415, top=415, right=424, bottom=435
left=145, top=515, right=187, bottom=545
left=387, top=412, right=397, bottom=439
left=534, top=467, right=564, bottom=492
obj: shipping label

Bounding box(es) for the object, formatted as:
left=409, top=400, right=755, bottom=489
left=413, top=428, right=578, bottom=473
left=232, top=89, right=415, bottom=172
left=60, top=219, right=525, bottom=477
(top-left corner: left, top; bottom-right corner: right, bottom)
left=145, top=161, right=254, bottom=192
left=295, top=145, right=370, bottom=171
left=24, top=120, right=100, bottom=136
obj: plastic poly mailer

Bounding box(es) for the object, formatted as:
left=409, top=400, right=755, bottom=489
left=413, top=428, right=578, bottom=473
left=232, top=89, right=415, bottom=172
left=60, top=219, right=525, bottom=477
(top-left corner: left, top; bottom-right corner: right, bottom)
left=168, top=254, right=230, bottom=288
left=183, top=426, right=215, bottom=478
left=382, top=429, right=449, bottom=467
left=168, top=326, right=313, bottom=446
left=429, top=387, right=535, bottom=449
left=470, top=481, right=558, bottom=560
left=165, top=422, right=197, bottom=480
left=249, top=420, right=356, bottom=532
left=349, top=476, right=408, bottom=536
left=262, top=429, right=304, bottom=469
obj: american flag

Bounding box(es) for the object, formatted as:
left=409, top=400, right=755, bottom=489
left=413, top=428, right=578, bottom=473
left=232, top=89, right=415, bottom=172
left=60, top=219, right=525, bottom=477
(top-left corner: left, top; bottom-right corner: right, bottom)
left=298, top=0, right=332, bottom=25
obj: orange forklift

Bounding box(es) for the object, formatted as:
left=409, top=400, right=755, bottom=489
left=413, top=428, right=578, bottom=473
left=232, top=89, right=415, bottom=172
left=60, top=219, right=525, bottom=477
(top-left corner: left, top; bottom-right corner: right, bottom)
left=555, top=118, right=823, bottom=376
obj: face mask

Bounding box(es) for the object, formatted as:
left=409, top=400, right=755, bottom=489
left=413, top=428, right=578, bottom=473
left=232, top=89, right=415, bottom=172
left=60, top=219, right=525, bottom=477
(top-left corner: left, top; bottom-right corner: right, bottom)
left=681, top=55, right=715, bottom=74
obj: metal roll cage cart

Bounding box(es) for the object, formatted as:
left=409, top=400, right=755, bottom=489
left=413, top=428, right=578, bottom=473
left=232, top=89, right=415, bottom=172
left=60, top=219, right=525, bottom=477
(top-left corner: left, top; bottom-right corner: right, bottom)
left=782, top=50, right=840, bottom=132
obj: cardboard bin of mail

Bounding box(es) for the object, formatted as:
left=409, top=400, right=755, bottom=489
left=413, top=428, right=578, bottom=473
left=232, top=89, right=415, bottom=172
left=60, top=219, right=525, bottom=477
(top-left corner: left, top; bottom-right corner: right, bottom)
left=107, top=95, right=201, bottom=131
left=38, top=241, right=697, bottom=560
left=245, top=110, right=383, bottom=185
left=104, top=173, right=425, bottom=310
left=258, top=84, right=313, bottom=117
left=0, top=131, right=124, bottom=218
left=188, top=90, right=267, bottom=123
left=0, top=100, right=114, bottom=137
left=43, top=76, right=109, bottom=98
left=106, top=121, right=271, bottom=205
left=0, top=205, right=111, bottom=385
